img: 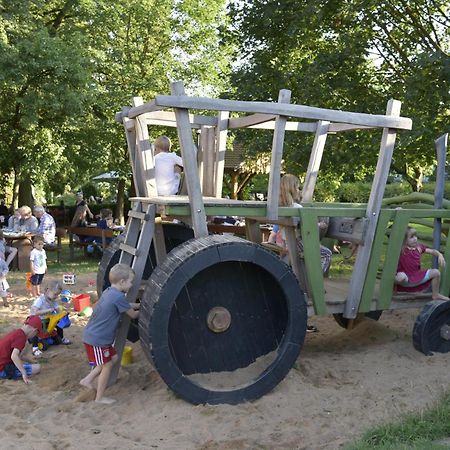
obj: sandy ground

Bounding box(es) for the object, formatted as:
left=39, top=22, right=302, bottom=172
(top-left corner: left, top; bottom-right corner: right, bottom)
left=1, top=271, right=449, bottom=450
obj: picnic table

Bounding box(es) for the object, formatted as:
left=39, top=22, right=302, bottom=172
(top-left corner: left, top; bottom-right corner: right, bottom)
left=3, top=229, right=34, bottom=271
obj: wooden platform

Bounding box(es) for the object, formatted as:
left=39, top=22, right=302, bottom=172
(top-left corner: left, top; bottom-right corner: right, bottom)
left=312, top=278, right=435, bottom=316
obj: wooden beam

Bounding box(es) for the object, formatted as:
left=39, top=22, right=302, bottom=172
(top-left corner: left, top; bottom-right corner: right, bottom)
left=302, top=121, right=330, bottom=202
left=266, top=89, right=291, bottom=220
left=214, top=110, right=229, bottom=198
left=328, top=123, right=374, bottom=132
left=132, top=97, right=157, bottom=197
left=433, top=133, right=448, bottom=268
left=203, top=126, right=216, bottom=196
left=122, top=116, right=145, bottom=198
left=154, top=95, right=412, bottom=130
left=144, top=111, right=217, bottom=129
left=228, top=113, right=276, bottom=129
left=171, top=81, right=208, bottom=237
left=344, top=99, right=402, bottom=318
left=249, top=121, right=317, bottom=132
left=199, top=126, right=216, bottom=196
left=127, top=100, right=164, bottom=119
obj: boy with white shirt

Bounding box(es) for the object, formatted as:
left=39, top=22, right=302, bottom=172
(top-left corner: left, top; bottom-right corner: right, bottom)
left=154, top=136, right=184, bottom=195
left=30, top=235, right=47, bottom=297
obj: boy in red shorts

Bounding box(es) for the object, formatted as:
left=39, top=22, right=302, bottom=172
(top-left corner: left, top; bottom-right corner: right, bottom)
left=80, top=263, right=139, bottom=404
left=0, top=315, right=42, bottom=383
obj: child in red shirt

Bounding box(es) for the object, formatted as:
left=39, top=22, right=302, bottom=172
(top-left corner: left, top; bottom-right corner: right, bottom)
left=0, top=315, right=42, bottom=383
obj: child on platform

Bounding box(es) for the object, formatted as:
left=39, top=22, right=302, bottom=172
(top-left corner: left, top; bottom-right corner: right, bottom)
left=395, top=227, right=449, bottom=300
left=0, top=230, right=18, bottom=307
left=267, top=174, right=332, bottom=333
left=30, top=235, right=47, bottom=297
left=80, top=263, right=140, bottom=405
left=154, top=135, right=184, bottom=195
left=0, top=315, right=42, bottom=383
left=268, top=174, right=332, bottom=273
left=30, top=282, right=71, bottom=356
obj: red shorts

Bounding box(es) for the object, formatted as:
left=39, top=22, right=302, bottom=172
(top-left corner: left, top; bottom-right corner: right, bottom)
left=84, top=343, right=117, bottom=367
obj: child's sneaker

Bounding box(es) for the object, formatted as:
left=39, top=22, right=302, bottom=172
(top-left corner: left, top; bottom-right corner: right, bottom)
left=61, top=337, right=71, bottom=345
left=306, top=324, right=319, bottom=333
left=32, top=347, right=43, bottom=356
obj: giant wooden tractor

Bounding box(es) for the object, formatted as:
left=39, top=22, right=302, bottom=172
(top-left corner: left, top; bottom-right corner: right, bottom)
left=99, top=81, right=450, bottom=404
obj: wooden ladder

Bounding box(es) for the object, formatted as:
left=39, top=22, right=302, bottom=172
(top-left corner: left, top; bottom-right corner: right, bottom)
left=109, top=201, right=156, bottom=385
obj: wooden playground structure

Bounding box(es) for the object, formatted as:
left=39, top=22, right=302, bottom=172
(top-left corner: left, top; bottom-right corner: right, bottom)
left=99, top=81, right=450, bottom=404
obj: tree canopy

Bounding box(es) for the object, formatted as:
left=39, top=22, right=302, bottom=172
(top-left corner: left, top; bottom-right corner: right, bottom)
left=0, top=0, right=232, bottom=205
left=0, top=0, right=448, bottom=206
left=228, top=0, right=450, bottom=192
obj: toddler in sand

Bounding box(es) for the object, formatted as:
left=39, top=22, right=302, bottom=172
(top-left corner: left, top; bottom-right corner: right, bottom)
left=80, top=263, right=140, bottom=404
left=30, top=282, right=71, bottom=356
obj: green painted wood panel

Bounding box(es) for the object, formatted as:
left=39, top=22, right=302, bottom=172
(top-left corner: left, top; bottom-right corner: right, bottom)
left=377, top=211, right=411, bottom=309
left=298, top=209, right=327, bottom=315
left=359, top=210, right=393, bottom=312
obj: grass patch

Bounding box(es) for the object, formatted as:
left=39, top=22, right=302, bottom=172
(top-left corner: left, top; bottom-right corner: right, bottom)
left=344, top=391, right=450, bottom=450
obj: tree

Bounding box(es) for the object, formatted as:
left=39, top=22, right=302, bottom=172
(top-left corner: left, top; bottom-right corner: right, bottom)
left=0, top=0, right=233, bottom=212
left=0, top=1, right=94, bottom=205
left=228, top=0, right=450, bottom=192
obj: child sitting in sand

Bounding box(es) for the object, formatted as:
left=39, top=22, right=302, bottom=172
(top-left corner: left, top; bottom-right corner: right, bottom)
left=154, top=135, right=184, bottom=195
left=0, top=315, right=42, bottom=383
left=80, top=263, right=140, bottom=405
left=395, top=226, right=448, bottom=300
left=30, top=282, right=71, bottom=356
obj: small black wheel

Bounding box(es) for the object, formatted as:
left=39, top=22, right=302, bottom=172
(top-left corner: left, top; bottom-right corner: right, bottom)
left=333, top=310, right=382, bottom=329
left=139, top=235, right=307, bottom=405
left=413, top=300, right=450, bottom=355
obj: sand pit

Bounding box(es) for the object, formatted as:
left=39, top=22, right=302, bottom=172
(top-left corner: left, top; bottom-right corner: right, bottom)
left=1, top=271, right=449, bottom=449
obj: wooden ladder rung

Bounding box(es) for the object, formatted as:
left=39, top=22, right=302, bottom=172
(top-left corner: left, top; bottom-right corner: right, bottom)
left=128, top=210, right=150, bottom=221
left=119, top=243, right=140, bottom=256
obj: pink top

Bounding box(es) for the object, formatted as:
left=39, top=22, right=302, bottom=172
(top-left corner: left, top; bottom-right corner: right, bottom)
left=396, top=243, right=431, bottom=292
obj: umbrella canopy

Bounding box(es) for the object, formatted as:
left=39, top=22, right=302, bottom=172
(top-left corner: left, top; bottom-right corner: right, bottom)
left=92, top=171, right=120, bottom=181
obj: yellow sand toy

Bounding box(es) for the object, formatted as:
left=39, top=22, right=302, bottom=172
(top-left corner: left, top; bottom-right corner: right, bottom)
left=45, top=311, right=69, bottom=334
left=36, top=309, right=71, bottom=351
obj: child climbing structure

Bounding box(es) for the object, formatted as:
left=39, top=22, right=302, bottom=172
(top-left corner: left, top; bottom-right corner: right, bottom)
left=102, top=81, right=450, bottom=405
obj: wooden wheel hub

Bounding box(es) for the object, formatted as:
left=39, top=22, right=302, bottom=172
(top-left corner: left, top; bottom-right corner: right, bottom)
left=207, top=307, right=231, bottom=333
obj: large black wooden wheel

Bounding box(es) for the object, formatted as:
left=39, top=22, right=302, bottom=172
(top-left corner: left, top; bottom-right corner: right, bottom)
left=139, top=234, right=307, bottom=405
left=413, top=300, right=450, bottom=355
left=96, top=222, right=195, bottom=296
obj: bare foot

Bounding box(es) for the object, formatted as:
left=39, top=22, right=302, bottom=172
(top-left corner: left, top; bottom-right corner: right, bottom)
left=79, top=379, right=94, bottom=390
left=95, top=397, right=116, bottom=405
left=2, top=302, right=9, bottom=307
left=432, top=293, right=450, bottom=301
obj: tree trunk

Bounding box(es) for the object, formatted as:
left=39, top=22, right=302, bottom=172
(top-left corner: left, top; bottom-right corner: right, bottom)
left=18, top=175, right=34, bottom=207
left=116, top=178, right=125, bottom=226
left=404, top=166, right=424, bottom=192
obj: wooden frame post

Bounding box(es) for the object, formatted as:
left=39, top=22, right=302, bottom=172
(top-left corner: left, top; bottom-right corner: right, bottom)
left=171, top=81, right=208, bottom=237
left=132, top=97, right=157, bottom=197
left=344, top=99, right=402, bottom=318
left=215, top=111, right=229, bottom=198
left=433, top=133, right=448, bottom=269
left=266, top=90, right=291, bottom=220
left=302, top=121, right=330, bottom=202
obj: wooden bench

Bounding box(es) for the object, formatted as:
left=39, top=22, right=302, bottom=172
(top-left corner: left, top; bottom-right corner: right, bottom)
left=68, top=226, right=115, bottom=259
